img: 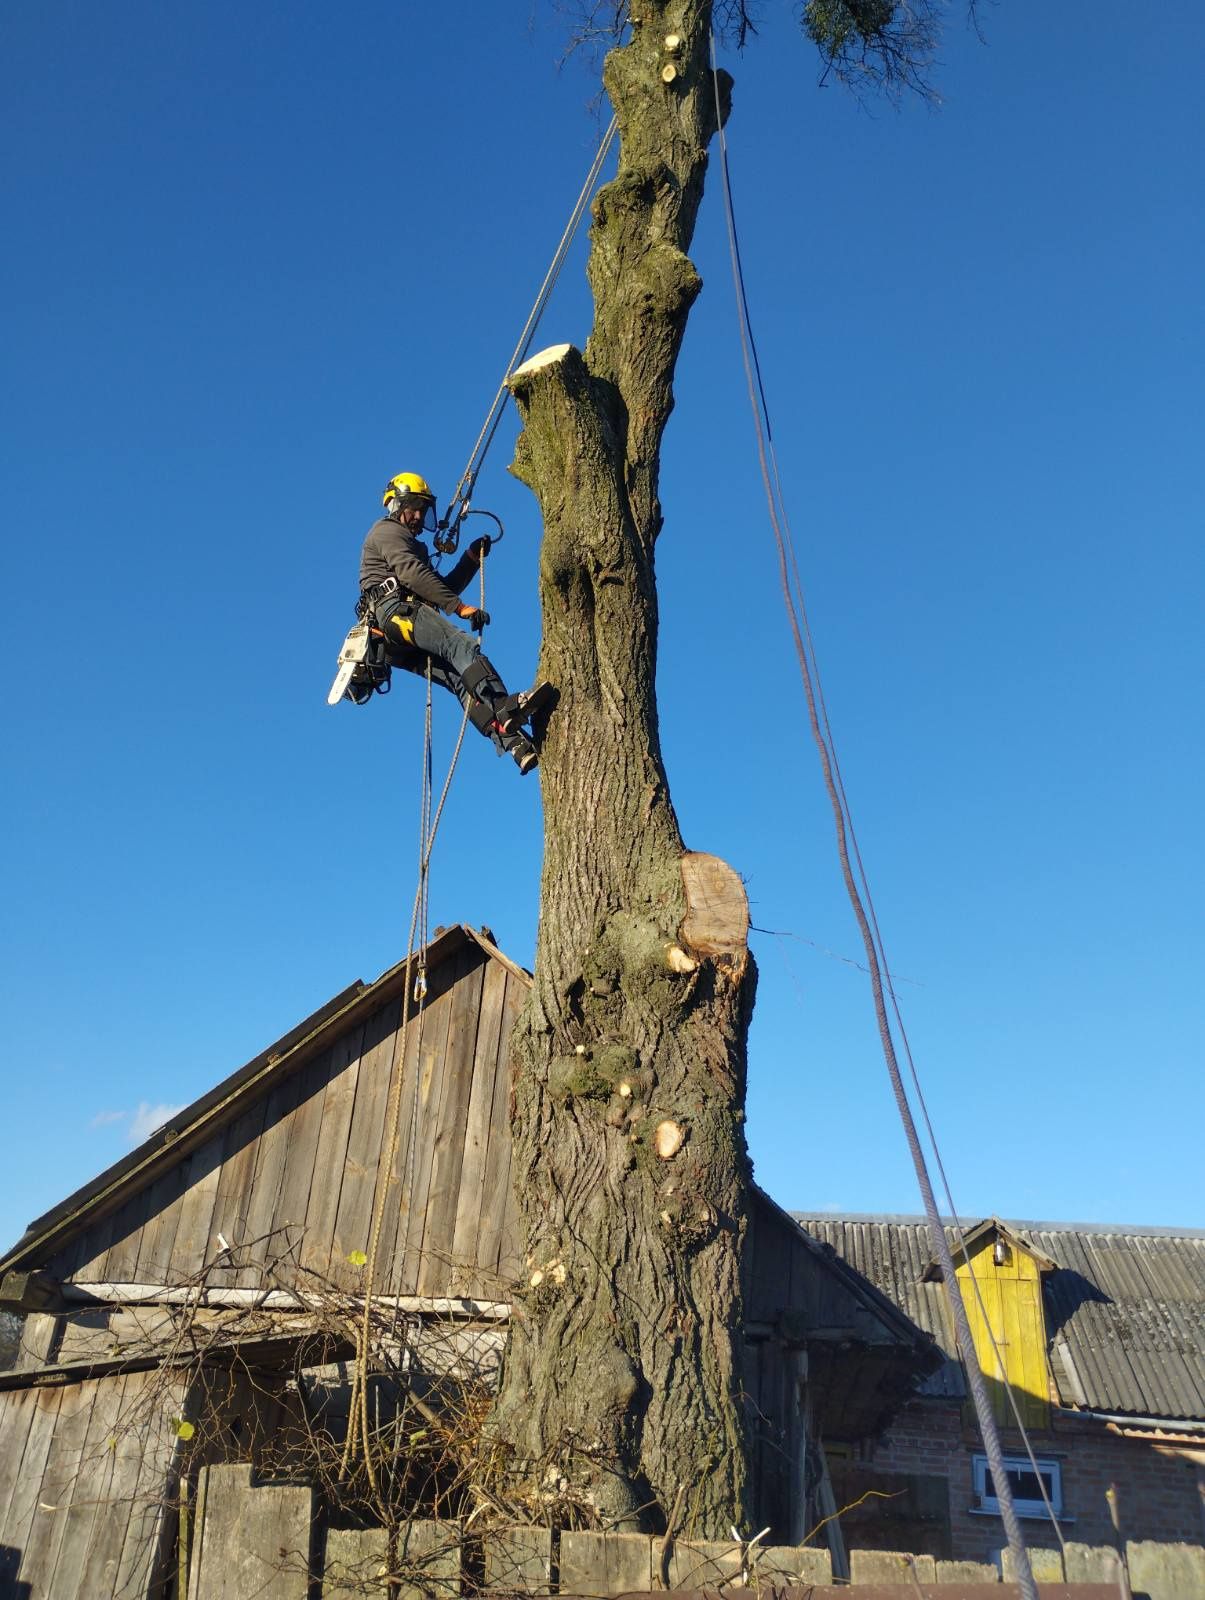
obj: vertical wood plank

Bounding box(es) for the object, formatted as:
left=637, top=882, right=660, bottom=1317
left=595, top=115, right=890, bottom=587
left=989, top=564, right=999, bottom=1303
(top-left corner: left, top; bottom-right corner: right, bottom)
left=761, top=1339, right=791, bottom=1541
left=0, top=1388, right=37, bottom=1537
left=207, top=1095, right=271, bottom=1288
left=301, top=1019, right=366, bottom=1281
left=189, top=1462, right=312, bottom=1599
left=414, top=950, right=486, bottom=1294
left=45, top=1373, right=129, bottom=1598
left=130, top=1159, right=190, bottom=1286
left=394, top=1518, right=461, bottom=1600
left=374, top=985, right=428, bottom=1295
left=560, top=1530, right=654, bottom=1594
left=97, top=1184, right=159, bottom=1284
left=14, top=1377, right=98, bottom=1595
left=231, top=1055, right=314, bottom=1288
left=269, top=1045, right=338, bottom=1286
left=11, top=1312, right=60, bottom=1375
left=79, top=1372, right=143, bottom=1598
left=328, top=995, right=404, bottom=1292
left=167, top=1130, right=229, bottom=1281
left=741, top=1335, right=764, bottom=1528
left=393, top=957, right=467, bottom=1295
left=476, top=972, right=522, bottom=1291
left=44, top=1230, right=89, bottom=1285
left=111, top=1369, right=186, bottom=1600
left=484, top=1525, right=551, bottom=1591
left=65, top=1204, right=121, bottom=1282
left=4, top=1387, right=63, bottom=1580
left=448, top=959, right=510, bottom=1291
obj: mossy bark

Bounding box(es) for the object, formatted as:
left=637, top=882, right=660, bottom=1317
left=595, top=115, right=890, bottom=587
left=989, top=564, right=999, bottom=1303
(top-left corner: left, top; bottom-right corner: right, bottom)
left=490, top=1, right=756, bottom=1535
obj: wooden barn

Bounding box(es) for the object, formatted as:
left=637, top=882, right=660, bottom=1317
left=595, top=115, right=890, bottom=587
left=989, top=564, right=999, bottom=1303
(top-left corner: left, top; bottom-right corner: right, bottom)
left=0, top=924, right=939, bottom=1597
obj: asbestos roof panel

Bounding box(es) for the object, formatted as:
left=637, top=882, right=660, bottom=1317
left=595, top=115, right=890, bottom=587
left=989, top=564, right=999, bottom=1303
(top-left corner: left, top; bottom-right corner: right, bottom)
left=797, top=1217, right=965, bottom=1398
left=792, top=1213, right=1205, bottom=1423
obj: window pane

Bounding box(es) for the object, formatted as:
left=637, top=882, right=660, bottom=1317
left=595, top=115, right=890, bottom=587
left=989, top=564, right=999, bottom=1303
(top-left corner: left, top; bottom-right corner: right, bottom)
left=980, top=1459, right=1058, bottom=1510
left=1008, top=1468, right=1050, bottom=1500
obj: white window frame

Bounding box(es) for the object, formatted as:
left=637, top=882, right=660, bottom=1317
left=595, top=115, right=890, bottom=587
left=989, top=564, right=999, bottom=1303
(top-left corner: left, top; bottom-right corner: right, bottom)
left=972, top=1452, right=1063, bottom=1518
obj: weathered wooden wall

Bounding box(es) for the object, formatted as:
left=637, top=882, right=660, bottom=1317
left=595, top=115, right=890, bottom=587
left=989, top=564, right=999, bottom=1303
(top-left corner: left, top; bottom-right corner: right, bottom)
left=0, top=931, right=951, bottom=1594
left=0, top=1370, right=183, bottom=1598
left=43, top=943, right=525, bottom=1302
left=740, top=1198, right=938, bottom=1540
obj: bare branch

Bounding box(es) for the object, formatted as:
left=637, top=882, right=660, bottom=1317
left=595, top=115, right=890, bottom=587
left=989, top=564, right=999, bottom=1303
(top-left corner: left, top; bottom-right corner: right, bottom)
left=715, top=0, right=763, bottom=50
left=799, top=0, right=946, bottom=104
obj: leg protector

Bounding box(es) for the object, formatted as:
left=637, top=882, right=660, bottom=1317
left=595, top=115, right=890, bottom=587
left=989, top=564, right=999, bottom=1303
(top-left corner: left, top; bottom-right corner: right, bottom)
left=459, top=654, right=507, bottom=706
left=466, top=697, right=499, bottom=739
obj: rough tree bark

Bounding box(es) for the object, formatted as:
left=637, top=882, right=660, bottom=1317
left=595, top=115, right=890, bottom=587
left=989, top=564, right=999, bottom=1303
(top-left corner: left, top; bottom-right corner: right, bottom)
left=489, top=0, right=757, bottom=1536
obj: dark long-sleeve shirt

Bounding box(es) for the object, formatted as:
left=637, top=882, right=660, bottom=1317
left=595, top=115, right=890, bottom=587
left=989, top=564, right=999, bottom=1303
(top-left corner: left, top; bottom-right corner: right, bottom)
left=359, top=517, right=478, bottom=614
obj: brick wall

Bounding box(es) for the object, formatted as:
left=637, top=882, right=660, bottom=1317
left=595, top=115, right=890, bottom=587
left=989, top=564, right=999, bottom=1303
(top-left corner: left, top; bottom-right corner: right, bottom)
left=828, top=1398, right=1205, bottom=1565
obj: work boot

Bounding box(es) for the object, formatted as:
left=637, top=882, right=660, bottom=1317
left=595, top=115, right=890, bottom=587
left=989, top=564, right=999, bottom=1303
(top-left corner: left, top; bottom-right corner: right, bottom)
left=494, top=681, right=556, bottom=737
left=508, top=734, right=538, bottom=776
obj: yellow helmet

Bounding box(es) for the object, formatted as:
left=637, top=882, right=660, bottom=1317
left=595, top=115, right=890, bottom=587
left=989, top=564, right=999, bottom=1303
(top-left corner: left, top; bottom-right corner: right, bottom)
left=382, top=471, right=435, bottom=510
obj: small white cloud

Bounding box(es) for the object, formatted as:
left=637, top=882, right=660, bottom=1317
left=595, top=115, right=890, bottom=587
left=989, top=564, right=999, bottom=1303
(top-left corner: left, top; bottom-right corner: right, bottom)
left=128, top=1101, right=187, bottom=1145
left=89, top=1109, right=128, bottom=1129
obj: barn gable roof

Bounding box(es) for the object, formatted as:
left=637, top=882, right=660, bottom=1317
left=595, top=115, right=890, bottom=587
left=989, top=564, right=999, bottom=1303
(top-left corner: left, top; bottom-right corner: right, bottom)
left=2, top=935, right=946, bottom=1447
left=0, top=924, right=522, bottom=1278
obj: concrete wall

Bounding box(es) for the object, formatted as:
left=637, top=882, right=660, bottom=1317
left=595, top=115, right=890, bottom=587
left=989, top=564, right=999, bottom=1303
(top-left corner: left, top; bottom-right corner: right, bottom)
left=182, top=1469, right=1205, bottom=1600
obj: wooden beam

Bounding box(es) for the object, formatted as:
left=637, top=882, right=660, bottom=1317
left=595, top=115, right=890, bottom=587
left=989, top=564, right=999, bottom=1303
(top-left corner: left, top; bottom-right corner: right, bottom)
left=0, top=1268, right=64, bottom=1312
left=0, top=1326, right=355, bottom=1392
left=63, top=1281, right=512, bottom=1318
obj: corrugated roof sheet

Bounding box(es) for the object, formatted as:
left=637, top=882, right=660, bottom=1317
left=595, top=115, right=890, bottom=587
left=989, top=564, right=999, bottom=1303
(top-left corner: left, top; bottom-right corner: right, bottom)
left=792, top=1213, right=1205, bottom=1423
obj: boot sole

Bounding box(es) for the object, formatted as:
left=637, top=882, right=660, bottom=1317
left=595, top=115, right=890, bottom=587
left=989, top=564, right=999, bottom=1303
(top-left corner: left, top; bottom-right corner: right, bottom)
left=496, top=681, right=556, bottom=737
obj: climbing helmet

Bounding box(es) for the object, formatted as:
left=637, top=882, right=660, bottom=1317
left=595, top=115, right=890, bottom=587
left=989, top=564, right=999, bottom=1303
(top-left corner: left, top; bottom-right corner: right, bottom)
left=383, top=471, right=437, bottom=530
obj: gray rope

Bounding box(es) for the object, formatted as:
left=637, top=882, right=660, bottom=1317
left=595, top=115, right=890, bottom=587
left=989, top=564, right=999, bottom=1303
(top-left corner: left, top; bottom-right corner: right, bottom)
left=708, top=33, right=1041, bottom=1597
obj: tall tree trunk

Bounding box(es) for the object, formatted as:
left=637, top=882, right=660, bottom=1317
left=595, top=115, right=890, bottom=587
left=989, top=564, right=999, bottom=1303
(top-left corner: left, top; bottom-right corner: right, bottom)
left=491, top=0, right=756, bottom=1535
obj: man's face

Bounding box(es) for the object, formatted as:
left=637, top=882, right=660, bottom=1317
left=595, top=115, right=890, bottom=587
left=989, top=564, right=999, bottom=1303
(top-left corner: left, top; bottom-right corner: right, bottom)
left=399, top=499, right=432, bottom=533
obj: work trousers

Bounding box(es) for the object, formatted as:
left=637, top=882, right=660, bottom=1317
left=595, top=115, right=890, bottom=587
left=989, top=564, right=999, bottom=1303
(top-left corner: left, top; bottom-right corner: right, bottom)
left=375, top=598, right=509, bottom=752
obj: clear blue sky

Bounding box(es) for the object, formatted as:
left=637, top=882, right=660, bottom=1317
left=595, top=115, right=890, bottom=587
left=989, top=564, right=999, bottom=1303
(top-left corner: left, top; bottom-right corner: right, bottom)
left=2, top=3, right=1202, bottom=1254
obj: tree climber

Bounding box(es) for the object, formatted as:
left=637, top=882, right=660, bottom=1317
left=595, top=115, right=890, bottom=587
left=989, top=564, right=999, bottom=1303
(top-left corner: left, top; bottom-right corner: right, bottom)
left=354, top=471, right=552, bottom=775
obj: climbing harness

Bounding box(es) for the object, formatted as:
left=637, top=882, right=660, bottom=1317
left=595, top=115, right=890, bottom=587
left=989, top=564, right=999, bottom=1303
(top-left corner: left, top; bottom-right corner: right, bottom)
left=707, top=34, right=1046, bottom=1600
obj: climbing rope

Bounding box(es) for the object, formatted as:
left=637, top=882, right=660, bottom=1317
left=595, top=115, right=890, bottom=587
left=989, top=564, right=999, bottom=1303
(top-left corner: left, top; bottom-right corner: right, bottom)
left=440, top=115, right=618, bottom=547
left=337, top=104, right=624, bottom=1497
left=341, top=114, right=624, bottom=1478
left=341, top=563, right=483, bottom=1492
left=707, top=35, right=1045, bottom=1599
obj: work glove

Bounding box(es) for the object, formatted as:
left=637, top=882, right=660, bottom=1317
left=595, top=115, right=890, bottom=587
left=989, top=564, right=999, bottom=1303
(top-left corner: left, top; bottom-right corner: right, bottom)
left=456, top=603, right=490, bottom=632
left=468, top=535, right=492, bottom=563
